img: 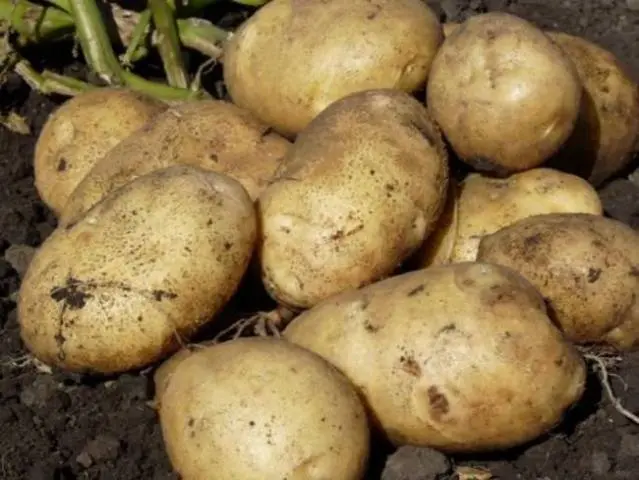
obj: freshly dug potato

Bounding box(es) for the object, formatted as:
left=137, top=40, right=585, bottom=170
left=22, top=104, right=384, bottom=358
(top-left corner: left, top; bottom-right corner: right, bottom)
left=427, top=12, right=582, bottom=173
left=18, top=165, right=256, bottom=374
left=158, top=337, right=370, bottom=480
left=223, top=0, right=443, bottom=137
left=284, top=262, right=586, bottom=452
left=477, top=213, right=639, bottom=350
left=59, top=99, right=291, bottom=227
left=416, top=168, right=603, bottom=265
left=547, top=32, right=639, bottom=186
left=258, top=89, right=449, bottom=309
left=34, top=88, right=167, bottom=216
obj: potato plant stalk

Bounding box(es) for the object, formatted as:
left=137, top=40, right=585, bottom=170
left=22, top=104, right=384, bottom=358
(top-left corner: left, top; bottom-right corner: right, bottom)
left=149, top=0, right=189, bottom=88
left=0, top=0, right=74, bottom=45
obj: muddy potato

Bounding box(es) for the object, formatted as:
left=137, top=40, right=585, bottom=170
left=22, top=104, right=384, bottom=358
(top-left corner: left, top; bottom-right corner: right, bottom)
left=59, top=99, right=291, bottom=227
left=477, top=213, right=639, bottom=350
left=34, top=88, right=167, bottom=216
left=427, top=12, right=582, bottom=173
left=547, top=32, right=639, bottom=186
left=258, top=89, right=449, bottom=309
left=223, top=0, right=443, bottom=137
left=158, top=337, right=370, bottom=480
left=18, top=165, right=256, bottom=374
left=284, top=262, right=586, bottom=452
left=417, top=168, right=603, bottom=265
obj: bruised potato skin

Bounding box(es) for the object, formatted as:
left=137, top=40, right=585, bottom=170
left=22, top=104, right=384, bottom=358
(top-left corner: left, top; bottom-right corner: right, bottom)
left=158, top=338, right=370, bottom=480
left=18, top=165, right=257, bottom=374
left=34, top=88, right=167, bottom=216
left=427, top=12, right=582, bottom=173
left=258, top=89, right=449, bottom=309
left=59, top=100, right=291, bottom=227
left=477, top=213, right=639, bottom=350
left=223, top=0, right=443, bottom=137
left=284, top=262, right=586, bottom=452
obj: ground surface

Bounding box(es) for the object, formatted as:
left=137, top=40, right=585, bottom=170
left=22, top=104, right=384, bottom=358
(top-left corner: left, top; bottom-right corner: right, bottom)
left=1, top=1, right=638, bottom=479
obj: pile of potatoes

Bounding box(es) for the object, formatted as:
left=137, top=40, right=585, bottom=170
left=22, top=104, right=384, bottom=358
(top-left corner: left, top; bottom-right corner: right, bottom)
left=17, top=1, right=639, bottom=478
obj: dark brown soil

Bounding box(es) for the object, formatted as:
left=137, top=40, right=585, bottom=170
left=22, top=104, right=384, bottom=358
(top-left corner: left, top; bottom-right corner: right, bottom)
left=1, top=1, right=638, bottom=479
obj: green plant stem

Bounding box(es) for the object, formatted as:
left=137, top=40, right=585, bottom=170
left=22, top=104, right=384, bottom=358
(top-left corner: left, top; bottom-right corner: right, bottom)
left=121, top=9, right=151, bottom=65
left=177, top=17, right=228, bottom=58
left=149, top=0, right=189, bottom=88
left=0, top=0, right=74, bottom=45
left=15, top=58, right=96, bottom=95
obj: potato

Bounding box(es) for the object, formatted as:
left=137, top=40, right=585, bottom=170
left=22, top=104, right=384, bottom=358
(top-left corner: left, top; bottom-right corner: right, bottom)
left=18, top=165, right=256, bottom=374
left=157, top=337, right=370, bottom=480
left=258, top=89, right=449, bottom=309
left=547, top=32, right=639, bottom=186
left=59, top=99, right=291, bottom=227
left=427, top=12, right=582, bottom=173
left=416, top=168, right=603, bottom=266
left=34, top=88, right=167, bottom=216
left=442, top=22, right=460, bottom=37
left=223, top=0, right=443, bottom=137
left=477, top=213, right=639, bottom=350
left=284, top=262, right=586, bottom=452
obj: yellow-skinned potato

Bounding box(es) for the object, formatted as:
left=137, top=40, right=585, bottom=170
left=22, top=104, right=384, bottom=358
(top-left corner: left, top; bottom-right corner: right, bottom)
left=59, top=99, right=291, bottom=227
left=547, top=32, right=639, bottom=186
left=223, top=0, right=443, bottom=137
left=427, top=12, right=582, bottom=173
left=284, top=262, right=586, bottom=452
left=158, top=337, right=370, bottom=480
left=417, top=168, right=603, bottom=266
left=18, top=165, right=256, bottom=374
left=34, top=88, right=167, bottom=216
left=477, top=213, right=639, bottom=350
left=258, top=89, right=449, bottom=309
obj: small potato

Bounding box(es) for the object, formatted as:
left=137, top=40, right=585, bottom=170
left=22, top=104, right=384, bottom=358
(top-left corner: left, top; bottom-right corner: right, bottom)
left=34, top=88, right=167, bottom=216
left=284, top=262, right=586, bottom=452
left=258, top=89, right=449, bottom=309
left=547, top=32, right=639, bottom=186
left=59, top=99, right=291, bottom=227
left=18, top=165, right=256, bottom=374
left=223, top=0, right=443, bottom=137
left=427, top=12, right=582, bottom=173
left=417, top=168, right=603, bottom=265
left=477, top=213, right=639, bottom=350
left=158, top=337, right=370, bottom=480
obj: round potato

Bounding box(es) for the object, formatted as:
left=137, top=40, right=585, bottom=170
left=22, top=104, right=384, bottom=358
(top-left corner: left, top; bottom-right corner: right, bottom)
left=34, top=88, right=167, bottom=216
left=258, top=89, right=449, bottom=309
left=547, top=32, right=639, bottom=186
left=416, top=168, right=603, bottom=265
left=427, top=12, right=582, bottom=173
left=223, top=0, right=443, bottom=137
left=158, top=337, right=370, bottom=480
left=18, top=165, right=257, bottom=374
left=477, top=213, right=639, bottom=350
left=284, top=262, right=586, bottom=452
left=59, top=99, right=291, bottom=227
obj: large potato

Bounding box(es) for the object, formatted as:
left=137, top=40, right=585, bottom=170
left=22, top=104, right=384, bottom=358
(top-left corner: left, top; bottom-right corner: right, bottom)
left=427, top=12, right=582, bottom=173
left=157, top=337, right=370, bottom=480
left=416, top=168, right=603, bottom=266
left=284, top=262, right=586, bottom=452
left=34, top=88, right=167, bottom=216
left=223, top=0, right=443, bottom=137
left=18, top=165, right=256, bottom=374
left=59, top=99, right=291, bottom=227
left=477, top=213, right=639, bottom=350
left=258, top=89, right=449, bottom=309
left=547, top=32, right=639, bottom=186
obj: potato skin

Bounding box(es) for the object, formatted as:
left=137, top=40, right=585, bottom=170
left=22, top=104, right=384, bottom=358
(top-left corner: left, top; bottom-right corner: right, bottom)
left=284, top=262, right=586, bottom=452
left=477, top=213, right=639, bottom=350
left=18, top=165, right=256, bottom=374
left=258, top=89, right=449, bottom=309
left=223, top=0, right=443, bottom=137
left=34, top=88, right=166, bottom=216
left=427, top=12, right=582, bottom=173
left=59, top=99, right=290, bottom=227
left=158, top=337, right=370, bottom=480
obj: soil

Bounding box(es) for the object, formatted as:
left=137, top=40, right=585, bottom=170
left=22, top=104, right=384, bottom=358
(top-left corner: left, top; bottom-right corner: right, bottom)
left=1, top=1, right=638, bottom=479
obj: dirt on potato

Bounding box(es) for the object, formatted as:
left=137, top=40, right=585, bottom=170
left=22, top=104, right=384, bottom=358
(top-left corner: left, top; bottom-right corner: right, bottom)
left=1, top=1, right=638, bottom=479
